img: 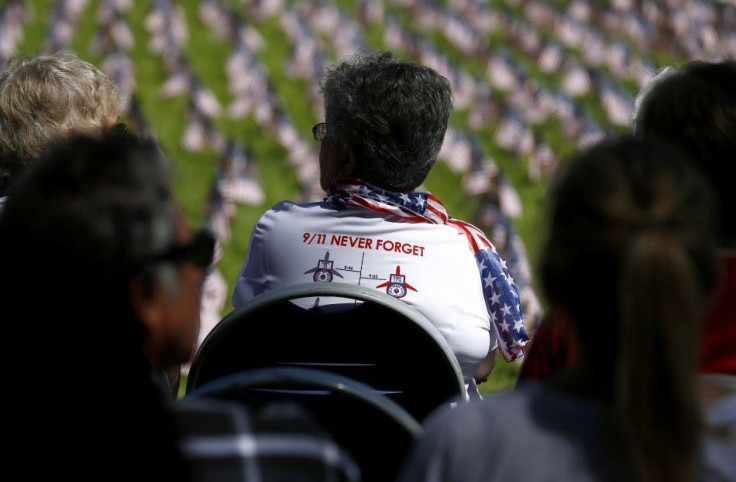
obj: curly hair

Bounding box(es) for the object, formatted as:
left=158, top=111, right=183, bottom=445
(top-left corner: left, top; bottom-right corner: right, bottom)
left=320, top=49, right=453, bottom=192
left=0, top=51, right=120, bottom=185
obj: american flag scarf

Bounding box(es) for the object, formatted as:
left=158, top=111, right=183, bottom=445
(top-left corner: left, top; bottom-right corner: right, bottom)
left=326, top=178, right=529, bottom=362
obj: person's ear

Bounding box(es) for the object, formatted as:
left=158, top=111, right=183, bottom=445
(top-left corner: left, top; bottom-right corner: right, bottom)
left=340, top=144, right=357, bottom=177
left=129, top=275, right=164, bottom=333
left=103, top=114, right=120, bottom=129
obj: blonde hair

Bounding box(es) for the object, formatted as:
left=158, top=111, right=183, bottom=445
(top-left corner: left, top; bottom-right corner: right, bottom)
left=0, top=51, right=120, bottom=181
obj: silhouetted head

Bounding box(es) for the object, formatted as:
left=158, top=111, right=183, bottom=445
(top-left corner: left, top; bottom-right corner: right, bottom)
left=632, top=60, right=736, bottom=248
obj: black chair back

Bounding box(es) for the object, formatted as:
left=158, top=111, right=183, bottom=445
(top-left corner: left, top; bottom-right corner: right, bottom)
left=186, top=282, right=466, bottom=423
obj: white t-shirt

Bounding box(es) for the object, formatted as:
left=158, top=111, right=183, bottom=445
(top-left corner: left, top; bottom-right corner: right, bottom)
left=232, top=199, right=498, bottom=395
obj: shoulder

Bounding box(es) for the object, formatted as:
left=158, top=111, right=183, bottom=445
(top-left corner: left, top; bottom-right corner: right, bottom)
left=252, top=200, right=324, bottom=228
left=398, top=394, right=528, bottom=482
left=174, top=398, right=361, bottom=481
left=401, top=385, right=614, bottom=482
left=423, top=383, right=602, bottom=445
left=701, top=390, right=736, bottom=482
left=421, top=389, right=532, bottom=444
left=174, top=396, right=252, bottom=435
left=258, top=200, right=330, bottom=218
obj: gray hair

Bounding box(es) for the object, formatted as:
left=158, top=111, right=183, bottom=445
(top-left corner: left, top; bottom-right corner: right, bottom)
left=630, top=66, right=676, bottom=134
left=0, top=51, right=120, bottom=183
left=321, top=49, right=453, bottom=191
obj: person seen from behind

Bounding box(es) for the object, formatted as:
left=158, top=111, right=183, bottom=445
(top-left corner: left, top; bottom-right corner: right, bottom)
left=231, top=48, right=529, bottom=399
left=518, top=61, right=736, bottom=387
left=632, top=59, right=736, bottom=480
left=0, top=50, right=120, bottom=210
left=397, top=135, right=720, bottom=482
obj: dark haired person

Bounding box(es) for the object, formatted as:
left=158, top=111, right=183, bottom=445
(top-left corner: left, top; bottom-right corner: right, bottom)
left=0, top=133, right=206, bottom=479
left=0, top=134, right=360, bottom=481
left=632, top=59, right=736, bottom=481
left=397, top=136, right=720, bottom=482
left=231, top=48, right=529, bottom=399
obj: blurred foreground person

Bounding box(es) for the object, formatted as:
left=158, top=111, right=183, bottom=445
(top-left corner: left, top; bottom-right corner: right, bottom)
left=232, top=48, right=529, bottom=399
left=0, top=133, right=203, bottom=479
left=0, top=134, right=359, bottom=481
left=397, top=136, right=719, bottom=482
left=632, top=59, right=736, bottom=480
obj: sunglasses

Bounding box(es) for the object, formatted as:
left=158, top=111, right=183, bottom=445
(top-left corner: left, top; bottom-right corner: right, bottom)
left=138, top=229, right=216, bottom=271
left=312, top=122, right=327, bottom=142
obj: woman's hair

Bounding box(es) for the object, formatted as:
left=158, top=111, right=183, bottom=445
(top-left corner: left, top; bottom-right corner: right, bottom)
left=632, top=60, right=736, bottom=247
left=320, top=48, right=453, bottom=191
left=540, top=135, right=719, bottom=481
left=0, top=51, right=120, bottom=183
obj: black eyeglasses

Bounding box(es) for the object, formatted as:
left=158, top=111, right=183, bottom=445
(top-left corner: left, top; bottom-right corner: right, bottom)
left=312, top=122, right=327, bottom=142
left=138, top=229, right=217, bottom=271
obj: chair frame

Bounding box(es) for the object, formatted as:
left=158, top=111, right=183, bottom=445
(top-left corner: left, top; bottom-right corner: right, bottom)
left=186, top=282, right=466, bottom=422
